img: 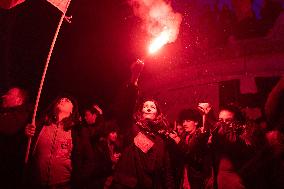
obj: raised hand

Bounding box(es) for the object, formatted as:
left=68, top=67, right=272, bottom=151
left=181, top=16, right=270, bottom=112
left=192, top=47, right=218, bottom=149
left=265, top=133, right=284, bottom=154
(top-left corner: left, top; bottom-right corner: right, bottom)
left=169, top=131, right=181, bottom=144
left=130, top=59, right=144, bottom=86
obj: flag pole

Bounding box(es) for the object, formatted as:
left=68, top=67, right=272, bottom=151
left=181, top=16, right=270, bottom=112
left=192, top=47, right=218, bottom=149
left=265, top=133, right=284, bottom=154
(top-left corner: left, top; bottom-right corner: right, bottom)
left=25, top=0, right=72, bottom=164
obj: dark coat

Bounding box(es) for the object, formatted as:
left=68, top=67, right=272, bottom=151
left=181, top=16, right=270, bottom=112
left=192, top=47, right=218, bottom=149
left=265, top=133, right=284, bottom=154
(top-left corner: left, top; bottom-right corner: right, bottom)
left=111, top=84, right=175, bottom=189
left=72, top=117, right=114, bottom=189
left=210, top=123, right=255, bottom=189
left=0, top=105, right=31, bottom=189
left=169, top=130, right=211, bottom=189
left=112, top=124, right=175, bottom=189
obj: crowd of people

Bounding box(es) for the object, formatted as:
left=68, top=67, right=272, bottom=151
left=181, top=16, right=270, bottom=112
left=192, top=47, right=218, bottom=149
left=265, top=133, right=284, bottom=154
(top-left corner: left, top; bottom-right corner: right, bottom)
left=0, top=60, right=283, bottom=189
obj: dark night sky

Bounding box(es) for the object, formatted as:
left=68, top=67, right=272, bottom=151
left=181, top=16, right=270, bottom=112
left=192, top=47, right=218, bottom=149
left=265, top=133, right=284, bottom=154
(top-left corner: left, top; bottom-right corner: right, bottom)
left=0, top=0, right=282, bottom=116
left=1, top=0, right=143, bottom=114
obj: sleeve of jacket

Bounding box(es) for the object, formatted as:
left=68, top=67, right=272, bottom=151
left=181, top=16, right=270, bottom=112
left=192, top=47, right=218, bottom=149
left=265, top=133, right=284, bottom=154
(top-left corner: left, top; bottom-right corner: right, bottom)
left=0, top=106, right=30, bottom=135
left=113, top=83, right=139, bottom=132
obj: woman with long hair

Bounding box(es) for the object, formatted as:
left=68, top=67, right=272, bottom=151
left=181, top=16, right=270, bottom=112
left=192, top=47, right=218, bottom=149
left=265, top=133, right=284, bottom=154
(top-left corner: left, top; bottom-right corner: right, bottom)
left=25, top=95, right=80, bottom=189
left=111, top=60, right=174, bottom=189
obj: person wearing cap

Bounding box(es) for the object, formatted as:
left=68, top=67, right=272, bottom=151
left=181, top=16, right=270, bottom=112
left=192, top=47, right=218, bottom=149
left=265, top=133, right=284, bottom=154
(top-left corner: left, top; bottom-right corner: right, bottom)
left=168, top=108, right=211, bottom=189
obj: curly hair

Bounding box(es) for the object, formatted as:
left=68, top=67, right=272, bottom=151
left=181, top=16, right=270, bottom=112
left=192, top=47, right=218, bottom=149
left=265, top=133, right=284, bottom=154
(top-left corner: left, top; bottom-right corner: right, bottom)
left=133, top=99, right=169, bottom=133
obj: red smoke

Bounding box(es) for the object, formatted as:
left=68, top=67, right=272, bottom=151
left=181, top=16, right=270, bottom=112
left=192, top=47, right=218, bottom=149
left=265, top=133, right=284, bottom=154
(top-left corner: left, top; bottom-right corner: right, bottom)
left=129, top=0, right=182, bottom=54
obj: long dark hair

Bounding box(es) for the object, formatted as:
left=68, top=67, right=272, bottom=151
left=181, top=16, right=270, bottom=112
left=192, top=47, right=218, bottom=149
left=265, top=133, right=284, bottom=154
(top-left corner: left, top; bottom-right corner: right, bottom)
left=40, top=95, right=80, bottom=130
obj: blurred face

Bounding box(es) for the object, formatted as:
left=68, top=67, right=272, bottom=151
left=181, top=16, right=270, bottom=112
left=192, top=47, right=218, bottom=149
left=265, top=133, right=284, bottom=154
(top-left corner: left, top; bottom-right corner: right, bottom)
left=176, top=125, right=184, bottom=136
left=57, top=98, right=73, bottom=115
left=218, top=110, right=234, bottom=125
left=2, top=88, right=22, bottom=108
left=84, top=110, right=97, bottom=125
left=142, top=100, right=157, bottom=120
left=183, top=120, right=198, bottom=134
left=108, top=131, right=117, bottom=143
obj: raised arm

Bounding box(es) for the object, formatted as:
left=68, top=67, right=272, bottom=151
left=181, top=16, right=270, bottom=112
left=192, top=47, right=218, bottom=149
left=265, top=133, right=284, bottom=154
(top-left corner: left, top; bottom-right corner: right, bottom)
left=113, top=59, right=144, bottom=131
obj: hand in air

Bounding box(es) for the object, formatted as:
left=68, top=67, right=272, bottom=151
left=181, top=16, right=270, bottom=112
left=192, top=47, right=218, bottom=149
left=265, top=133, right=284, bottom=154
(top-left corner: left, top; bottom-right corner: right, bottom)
left=130, top=59, right=144, bottom=86
left=169, top=131, right=181, bottom=144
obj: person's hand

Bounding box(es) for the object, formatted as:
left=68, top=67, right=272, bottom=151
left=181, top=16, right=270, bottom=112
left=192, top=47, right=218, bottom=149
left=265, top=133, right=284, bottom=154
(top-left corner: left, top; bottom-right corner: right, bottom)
left=169, top=131, right=181, bottom=144
left=25, top=124, right=36, bottom=137
left=198, top=103, right=212, bottom=115
left=130, top=59, right=144, bottom=86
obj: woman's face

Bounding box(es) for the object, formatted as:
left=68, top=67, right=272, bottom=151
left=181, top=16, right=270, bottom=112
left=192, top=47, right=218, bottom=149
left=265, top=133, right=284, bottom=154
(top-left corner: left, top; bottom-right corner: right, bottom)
left=57, top=98, right=73, bottom=115
left=142, top=100, right=157, bottom=120
left=218, top=110, right=235, bottom=125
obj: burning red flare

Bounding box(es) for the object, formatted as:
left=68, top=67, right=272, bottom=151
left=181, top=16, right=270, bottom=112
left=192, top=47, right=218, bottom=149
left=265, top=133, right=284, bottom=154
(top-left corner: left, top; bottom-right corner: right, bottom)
left=148, top=30, right=170, bottom=54
left=129, top=0, right=182, bottom=55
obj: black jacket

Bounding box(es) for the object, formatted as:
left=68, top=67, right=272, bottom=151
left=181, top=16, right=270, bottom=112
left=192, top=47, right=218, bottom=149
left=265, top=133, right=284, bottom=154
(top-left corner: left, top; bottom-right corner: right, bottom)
left=111, top=84, right=175, bottom=189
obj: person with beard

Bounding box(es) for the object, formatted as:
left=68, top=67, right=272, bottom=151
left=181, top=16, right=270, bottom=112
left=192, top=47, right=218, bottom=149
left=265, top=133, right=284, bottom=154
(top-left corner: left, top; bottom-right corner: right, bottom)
left=0, top=87, right=30, bottom=189
left=110, top=59, right=175, bottom=189
left=25, top=96, right=80, bottom=189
